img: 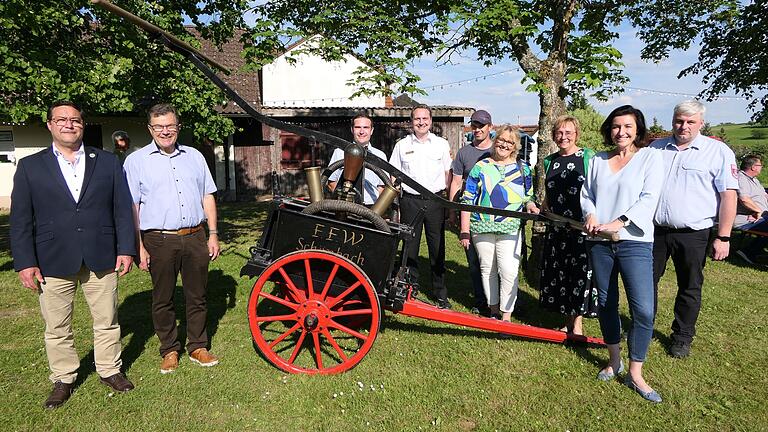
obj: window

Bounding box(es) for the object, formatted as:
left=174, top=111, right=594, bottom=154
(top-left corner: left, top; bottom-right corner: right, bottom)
left=0, top=129, right=14, bottom=163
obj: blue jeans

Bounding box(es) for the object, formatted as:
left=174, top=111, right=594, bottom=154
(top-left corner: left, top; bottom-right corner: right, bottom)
left=587, top=241, right=655, bottom=362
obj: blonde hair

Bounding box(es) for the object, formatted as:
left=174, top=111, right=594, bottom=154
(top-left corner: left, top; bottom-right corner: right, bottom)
left=492, top=124, right=521, bottom=159
left=551, top=115, right=581, bottom=141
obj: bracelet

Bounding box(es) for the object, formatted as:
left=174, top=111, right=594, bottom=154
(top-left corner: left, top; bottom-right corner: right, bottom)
left=209, top=229, right=218, bottom=234
left=459, top=232, right=470, bottom=240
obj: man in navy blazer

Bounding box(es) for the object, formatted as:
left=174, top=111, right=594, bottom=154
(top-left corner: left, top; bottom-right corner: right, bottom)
left=10, top=101, right=137, bottom=409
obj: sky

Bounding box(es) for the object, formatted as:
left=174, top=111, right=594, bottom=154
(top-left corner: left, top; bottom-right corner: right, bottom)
left=410, top=27, right=760, bottom=129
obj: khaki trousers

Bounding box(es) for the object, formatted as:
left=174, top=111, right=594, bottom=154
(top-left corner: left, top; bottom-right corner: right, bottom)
left=39, top=266, right=122, bottom=383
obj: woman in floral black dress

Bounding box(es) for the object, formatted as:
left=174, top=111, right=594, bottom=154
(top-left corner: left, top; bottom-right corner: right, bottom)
left=539, top=115, right=598, bottom=335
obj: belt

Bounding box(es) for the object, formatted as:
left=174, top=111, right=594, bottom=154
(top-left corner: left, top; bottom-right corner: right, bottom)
left=146, top=224, right=204, bottom=236
left=654, top=225, right=704, bottom=234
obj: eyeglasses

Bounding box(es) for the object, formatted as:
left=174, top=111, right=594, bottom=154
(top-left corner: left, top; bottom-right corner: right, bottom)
left=556, top=131, right=576, bottom=137
left=51, top=117, right=84, bottom=128
left=495, top=138, right=516, bottom=149
left=148, top=124, right=180, bottom=132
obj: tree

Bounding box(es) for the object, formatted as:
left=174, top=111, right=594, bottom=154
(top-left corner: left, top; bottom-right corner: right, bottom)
left=569, top=103, right=605, bottom=152
left=244, top=0, right=734, bottom=198
left=649, top=117, right=665, bottom=135
left=719, top=127, right=729, bottom=143
left=671, top=0, right=768, bottom=122
left=0, top=0, right=250, bottom=140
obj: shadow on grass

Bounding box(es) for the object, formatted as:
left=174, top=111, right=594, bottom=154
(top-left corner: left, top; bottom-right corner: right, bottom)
left=72, top=268, right=238, bottom=388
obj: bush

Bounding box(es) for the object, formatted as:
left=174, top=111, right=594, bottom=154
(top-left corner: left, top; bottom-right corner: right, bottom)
left=750, top=129, right=767, bottom=139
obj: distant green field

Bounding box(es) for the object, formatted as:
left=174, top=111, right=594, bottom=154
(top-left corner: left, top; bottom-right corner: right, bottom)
left=713, top=123, right=768, bottom=183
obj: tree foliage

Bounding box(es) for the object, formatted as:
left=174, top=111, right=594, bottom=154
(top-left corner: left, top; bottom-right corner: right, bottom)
left=569, top=103, right=606, bottom=152
left=675, top=0, right=768, bottom=122
left=244, top=0, right=733, bottom=197
left=0, top=0, right=253, bottom=140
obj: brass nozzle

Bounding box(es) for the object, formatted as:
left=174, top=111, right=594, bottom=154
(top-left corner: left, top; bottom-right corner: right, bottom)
left=305, top=166, right=324, bottom=203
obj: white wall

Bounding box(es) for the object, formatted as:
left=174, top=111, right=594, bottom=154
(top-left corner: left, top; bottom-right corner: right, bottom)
left=263, top=37, right=385, bottom=107
left=0, top=124, right=50, bottom=208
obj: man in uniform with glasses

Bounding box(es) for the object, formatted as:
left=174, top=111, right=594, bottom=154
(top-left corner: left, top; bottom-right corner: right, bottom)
left=10, top=100, right=137, bottom=408
left=123, top=103, right=221, bottom=374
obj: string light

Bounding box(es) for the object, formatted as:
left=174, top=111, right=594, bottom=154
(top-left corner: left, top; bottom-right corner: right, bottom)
left=622, top=86, right=749, bottom=101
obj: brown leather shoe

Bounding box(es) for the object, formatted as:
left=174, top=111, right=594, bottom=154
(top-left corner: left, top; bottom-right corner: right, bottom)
left=189, top=348, right=219, bottom=367
left=43, top=381, right=73, bottom=409
left=160, top=351, right=179, bottom=374
left=99, top=372, right=135, bottom=392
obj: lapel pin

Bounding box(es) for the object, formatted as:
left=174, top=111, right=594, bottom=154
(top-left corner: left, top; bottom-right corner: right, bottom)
left=89, top=153, right=96, bottom=158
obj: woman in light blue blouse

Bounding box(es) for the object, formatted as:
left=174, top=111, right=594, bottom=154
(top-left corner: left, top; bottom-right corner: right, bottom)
left=580, top=105, right=664, bottom=403
left=459, top=125, right=539, bottom=322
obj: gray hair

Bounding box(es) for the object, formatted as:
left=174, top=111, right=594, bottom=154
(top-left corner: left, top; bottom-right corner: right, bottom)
left=674, top=100, right=706, bottom=118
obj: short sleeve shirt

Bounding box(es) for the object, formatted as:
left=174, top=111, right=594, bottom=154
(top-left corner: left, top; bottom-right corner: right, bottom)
left=327, top=144, right=387, bottom=205
left=735, top=170, right=768, bottom=227
left=451, top=143, right=492, bottom=179
left=652, top=134, right=738, bottom=230
left=460, top=158, right=533, bottom=234
left=389, top=133, right=452, bottom=194
left=124, top=142, right=217, bottom=230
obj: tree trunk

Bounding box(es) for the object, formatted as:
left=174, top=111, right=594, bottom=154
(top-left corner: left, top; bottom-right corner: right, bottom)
left=524, top=72, right=567, bottom=290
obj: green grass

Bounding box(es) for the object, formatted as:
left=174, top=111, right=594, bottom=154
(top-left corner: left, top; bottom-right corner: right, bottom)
left=1, top=203, right=767, bottom=431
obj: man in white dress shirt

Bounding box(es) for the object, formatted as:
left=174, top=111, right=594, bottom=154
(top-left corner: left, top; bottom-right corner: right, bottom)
left=389, top=105, right=453, bottom=308
left=327, top=114, right=386, bottom=205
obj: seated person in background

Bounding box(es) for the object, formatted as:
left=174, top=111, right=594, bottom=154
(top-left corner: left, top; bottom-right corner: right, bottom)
left=327, top=114, right=385, bottom=205
left=733, top=154, right=768, bottom=264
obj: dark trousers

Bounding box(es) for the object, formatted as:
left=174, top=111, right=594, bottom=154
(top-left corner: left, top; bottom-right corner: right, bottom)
left=142, top=230, right=211, bottom=357
left=652, top=227, right=710, bottom=344
left=400, top=193, right=446, bottom=300
left=465, top=239, right=486, bottom=308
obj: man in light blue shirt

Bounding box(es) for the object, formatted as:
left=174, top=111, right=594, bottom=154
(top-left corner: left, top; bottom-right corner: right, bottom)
left=651, top=100, right=738, bottom=359
left=327, top=114, right=385, bottom=205
left=124, top=103, right=221, bottom=374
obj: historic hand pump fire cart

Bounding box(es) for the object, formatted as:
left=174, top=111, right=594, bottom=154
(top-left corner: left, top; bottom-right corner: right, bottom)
left=95, top=0, right=608, bottom=375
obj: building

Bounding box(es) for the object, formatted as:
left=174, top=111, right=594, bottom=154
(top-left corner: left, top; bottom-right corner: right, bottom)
left=0, top=34, right=473, bottom=207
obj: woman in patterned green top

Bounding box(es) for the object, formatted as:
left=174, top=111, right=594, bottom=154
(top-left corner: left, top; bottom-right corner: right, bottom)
left=459, top=125, right=539, bottom=322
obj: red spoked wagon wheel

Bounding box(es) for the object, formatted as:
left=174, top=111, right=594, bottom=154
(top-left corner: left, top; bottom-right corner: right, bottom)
left=247, top=250, right=381, bottom=374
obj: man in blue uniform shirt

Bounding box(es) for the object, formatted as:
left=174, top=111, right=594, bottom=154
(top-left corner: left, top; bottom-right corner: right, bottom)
left=651, top=100, right=738, bottom=358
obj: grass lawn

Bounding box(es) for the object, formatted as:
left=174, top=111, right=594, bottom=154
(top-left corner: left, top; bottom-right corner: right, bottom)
left=1, top=202, right=767, bottom=431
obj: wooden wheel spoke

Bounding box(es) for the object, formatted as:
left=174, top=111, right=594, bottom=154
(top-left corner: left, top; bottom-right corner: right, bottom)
left=259, top=290, right=299, bottom=310
left=328, top=319, right=368, bottom=340
left=288, top=331, right=307, bottom=363
left=304, top=259, right=315, bottom=299
left=325, top=281, right=362, bottom=309
left=321, top=328, right=349, bottom=361
left=255, top=313, right=298, bottom=323
left=268, top=323, right=302, bottom=349
left=311, top=332, right=324, bottom=369
left=278, top=268, right=307, bottom=303
left=317, top=263, right=340, bottom=301
left=331, top=308, right=373, bottom=318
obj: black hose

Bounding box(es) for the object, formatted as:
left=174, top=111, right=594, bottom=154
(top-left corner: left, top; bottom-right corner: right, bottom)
left=301, top=200, right=391, bottom=233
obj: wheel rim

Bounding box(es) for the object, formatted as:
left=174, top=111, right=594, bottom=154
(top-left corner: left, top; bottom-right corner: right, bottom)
left=247, top=250, right=381, bottom=374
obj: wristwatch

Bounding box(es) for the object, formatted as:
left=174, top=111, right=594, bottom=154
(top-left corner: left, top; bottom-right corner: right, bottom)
left=715, top=235, right=730, bottom=242
left=618, top=215, right=631, bottom=227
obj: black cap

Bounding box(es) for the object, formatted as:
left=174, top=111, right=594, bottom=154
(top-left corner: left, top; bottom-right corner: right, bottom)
left=470, top=110, right=492, bottom=125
